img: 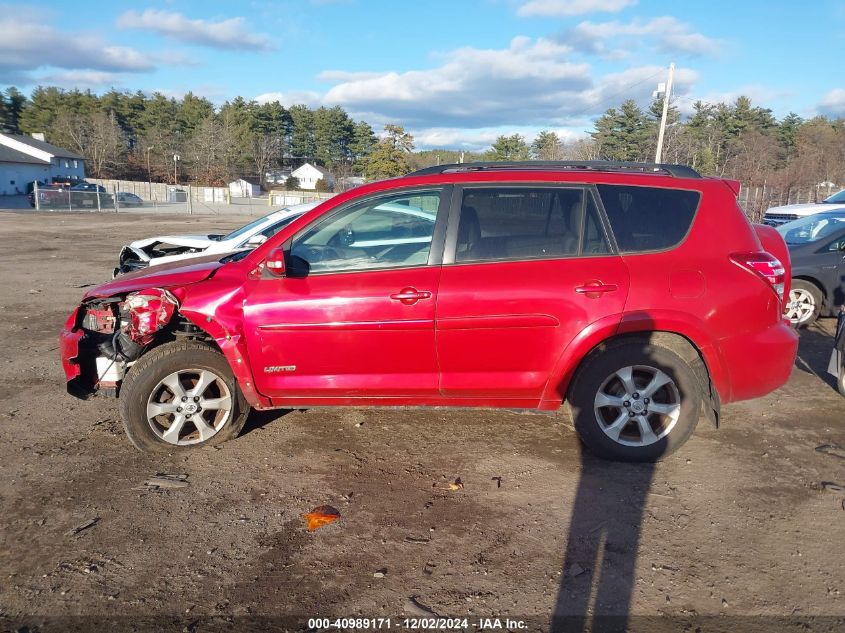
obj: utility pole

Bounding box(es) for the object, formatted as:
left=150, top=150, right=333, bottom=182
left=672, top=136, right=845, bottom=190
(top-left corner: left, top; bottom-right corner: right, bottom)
left=146, top=145, right=154, bottom=196
left=173, top=154, right=180, bottom=186
left=654, top=62, right=675, bottom=164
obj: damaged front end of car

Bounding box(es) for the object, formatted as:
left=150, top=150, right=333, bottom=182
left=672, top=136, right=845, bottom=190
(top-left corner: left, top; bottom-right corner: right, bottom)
left=62, top=288, right=180, bottom=398
left=115, top=241, right=207, bottom=277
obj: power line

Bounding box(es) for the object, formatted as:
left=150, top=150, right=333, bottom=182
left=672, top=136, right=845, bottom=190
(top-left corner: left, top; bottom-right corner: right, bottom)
left=575, top=68, right=667, bottom=120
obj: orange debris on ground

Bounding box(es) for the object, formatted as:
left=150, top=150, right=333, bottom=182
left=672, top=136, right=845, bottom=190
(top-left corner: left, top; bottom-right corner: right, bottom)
left=302, top=505, right=341, bottom=531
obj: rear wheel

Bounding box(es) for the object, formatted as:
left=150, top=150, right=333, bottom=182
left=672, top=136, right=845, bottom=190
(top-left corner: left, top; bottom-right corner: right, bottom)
left=119, top=340, right=250, bottom=452
left=567, top=339, right=702, bottom=462
left=786, top=280, right=822, bottom=327
left=838, top=364, right=845, bottom=398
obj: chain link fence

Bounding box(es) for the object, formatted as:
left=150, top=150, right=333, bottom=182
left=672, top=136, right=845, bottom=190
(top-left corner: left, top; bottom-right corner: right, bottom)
left=24, top=176, right=841, bottom=226
left=29, top=179, right=337, bottom=216
left=738, top=183, right=840, bottom=222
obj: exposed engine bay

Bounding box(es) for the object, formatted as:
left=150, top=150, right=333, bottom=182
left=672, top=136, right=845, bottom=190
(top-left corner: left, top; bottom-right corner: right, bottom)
left=116, top=242, right=207, bottom=275
left=68, top=288, right=190, bottom=397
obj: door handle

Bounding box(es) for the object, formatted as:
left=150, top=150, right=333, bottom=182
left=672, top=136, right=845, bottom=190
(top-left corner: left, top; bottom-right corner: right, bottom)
left=575, top=282, right=618, bottom=296
left=390, top=287, right=432, bottom=305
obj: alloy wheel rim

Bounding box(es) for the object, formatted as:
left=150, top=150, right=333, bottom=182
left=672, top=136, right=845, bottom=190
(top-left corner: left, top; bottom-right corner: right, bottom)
left=594, top=365, right=681, bottom=447
left=785, top=289, right=816, bottom=324
left=146, top=369, right=232, bottom=445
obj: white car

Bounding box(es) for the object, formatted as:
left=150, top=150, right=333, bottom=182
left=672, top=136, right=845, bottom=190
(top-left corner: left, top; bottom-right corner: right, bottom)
left=763, top=189, right=845, bottom=226
left=114, top=202, right=319, bottom=276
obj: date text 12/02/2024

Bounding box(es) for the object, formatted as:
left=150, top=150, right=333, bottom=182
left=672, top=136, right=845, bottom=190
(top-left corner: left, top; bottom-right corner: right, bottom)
left=307, top=618, right=528, bottom=630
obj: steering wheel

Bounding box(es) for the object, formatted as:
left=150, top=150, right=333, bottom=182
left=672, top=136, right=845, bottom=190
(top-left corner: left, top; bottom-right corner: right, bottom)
left=298, top=245, right=342, bottom=263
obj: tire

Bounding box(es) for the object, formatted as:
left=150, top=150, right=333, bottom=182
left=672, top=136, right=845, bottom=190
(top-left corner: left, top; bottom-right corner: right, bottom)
left=566, top=338, right=703, bottom=462
left=786, top=280, right=822, bottom=327
left=838, top=364, right=845, bottom=399
left=119, top=340, right=250, bottom=452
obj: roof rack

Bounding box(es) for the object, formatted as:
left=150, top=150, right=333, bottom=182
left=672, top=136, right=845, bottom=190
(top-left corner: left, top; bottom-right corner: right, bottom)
left=408, top=160, right=701, bottom=179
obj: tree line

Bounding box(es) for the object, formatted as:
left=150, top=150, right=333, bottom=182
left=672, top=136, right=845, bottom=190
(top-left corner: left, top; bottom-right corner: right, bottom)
left=479, top=97, right=845, bottom=204
left=0, top=86, right=385, bottom=187
left=1, top=86, right=843, bottom=200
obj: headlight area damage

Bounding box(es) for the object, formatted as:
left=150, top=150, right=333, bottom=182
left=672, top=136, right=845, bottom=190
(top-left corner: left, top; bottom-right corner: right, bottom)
left=62, top=288, right=180, bottom=398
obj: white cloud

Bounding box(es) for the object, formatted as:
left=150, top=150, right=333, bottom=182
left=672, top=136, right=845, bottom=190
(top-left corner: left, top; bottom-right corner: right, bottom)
left=819, top=88, right=845, bottom=117
left=255, top=90, right=324, bottom=108
left=116, top=9, right=273, bottom=51
left=39, top=70, right=125, bottom=89
left=255, top=36, right=702, bottom=151
left=412, top=126, right=588, bottom=151
left=678, top=84, right=788, bottom=116
left=517, top=0, right=637, bottom=17
left=0, top=13, right=154, bottom=83
left=559, top=16, right=721, bottom=57
left=319, top=37, right=592, bottom=128
left=581, top=64, right=698, bottom=114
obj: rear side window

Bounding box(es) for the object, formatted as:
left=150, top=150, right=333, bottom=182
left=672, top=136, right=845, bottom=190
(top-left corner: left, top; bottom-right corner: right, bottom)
left=456, top=187, right=607, bottom=262
left=597, top=185, right=700, bottom=253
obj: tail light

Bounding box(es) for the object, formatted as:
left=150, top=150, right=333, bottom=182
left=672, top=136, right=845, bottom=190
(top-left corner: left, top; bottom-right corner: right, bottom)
left=730, top=252, right=786, bottom=301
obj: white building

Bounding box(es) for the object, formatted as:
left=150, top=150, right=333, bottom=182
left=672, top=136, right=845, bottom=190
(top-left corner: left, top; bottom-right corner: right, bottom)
left=291, top=163, right=334, bottom=191
left=228, top=177, right=262, bottom=198
left=0, top=132, right=86, bottom=196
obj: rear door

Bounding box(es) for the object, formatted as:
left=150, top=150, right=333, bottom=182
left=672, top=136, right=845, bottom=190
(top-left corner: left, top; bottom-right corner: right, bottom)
left=435, top=185, right=630, bottom=400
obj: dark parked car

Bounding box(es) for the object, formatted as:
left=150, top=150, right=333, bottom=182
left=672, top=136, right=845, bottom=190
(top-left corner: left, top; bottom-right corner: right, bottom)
left=117, top=192, right=144, bottom=207
left=70, top=183, right=114, bottom=208
left=777, top=211, right=845, bottom=326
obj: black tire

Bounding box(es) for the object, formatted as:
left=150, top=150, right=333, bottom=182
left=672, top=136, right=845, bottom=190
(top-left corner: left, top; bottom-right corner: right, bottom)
left=566, top=338, right=702, bottom=462
left=787, top=280, right=822, bottom=328
left=838, top=364, right=845, bottom=399
left=119, top=340, right=250, bottom=452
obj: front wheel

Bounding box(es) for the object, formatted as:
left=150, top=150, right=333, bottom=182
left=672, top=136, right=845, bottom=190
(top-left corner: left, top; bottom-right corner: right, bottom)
left=119, top=340, right=250, bottom=452
left=567, top=339, right=702, bottom=462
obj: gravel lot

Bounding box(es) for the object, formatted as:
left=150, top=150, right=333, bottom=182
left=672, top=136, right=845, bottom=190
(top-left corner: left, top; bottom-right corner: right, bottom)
left=1, top=211, right=844, bottom=633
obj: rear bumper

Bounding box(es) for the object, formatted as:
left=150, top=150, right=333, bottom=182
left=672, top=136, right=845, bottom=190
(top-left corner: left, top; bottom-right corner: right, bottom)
left=719, top=319, right=798, bottom=403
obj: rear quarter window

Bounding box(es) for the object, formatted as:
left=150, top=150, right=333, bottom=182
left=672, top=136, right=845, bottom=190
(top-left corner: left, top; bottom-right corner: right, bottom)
left=597, top=185, right=701, bottom=253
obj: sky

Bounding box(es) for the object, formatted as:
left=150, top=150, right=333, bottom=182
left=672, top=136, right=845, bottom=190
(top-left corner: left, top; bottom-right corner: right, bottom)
left=1, top=0, right=843, bottom=151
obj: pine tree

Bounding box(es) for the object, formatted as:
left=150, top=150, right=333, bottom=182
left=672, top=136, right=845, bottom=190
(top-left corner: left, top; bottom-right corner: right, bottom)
left=591, top=99, right=649, bottom=161
left=487, top=134, right=530, bottom=161
left=364, top=125, right=414, bottom=180
left=530, top=131, right=563, bottom=160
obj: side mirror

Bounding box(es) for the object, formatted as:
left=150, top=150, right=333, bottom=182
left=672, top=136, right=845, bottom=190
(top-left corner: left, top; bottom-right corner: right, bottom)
left=265, top=247, right=286, bottom=277
left=838, top=241, right=845, bottom=252
left=246, top=234, right=267, bottom=248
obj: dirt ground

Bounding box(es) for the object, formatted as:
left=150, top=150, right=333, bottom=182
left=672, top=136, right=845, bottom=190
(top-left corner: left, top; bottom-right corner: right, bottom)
left=1, top=211, right=844, bottom=633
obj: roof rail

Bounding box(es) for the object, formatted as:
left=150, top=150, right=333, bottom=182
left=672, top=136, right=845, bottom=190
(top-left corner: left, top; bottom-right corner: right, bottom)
left=407, top=160, right=701, bottom=179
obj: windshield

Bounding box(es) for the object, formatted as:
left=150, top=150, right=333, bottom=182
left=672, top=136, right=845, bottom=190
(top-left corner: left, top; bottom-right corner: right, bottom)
left=824, top=190, right=845, bottom=204
left=222, top=214, right=276, bottom=241
left=777, top=214, right=845, bottom=244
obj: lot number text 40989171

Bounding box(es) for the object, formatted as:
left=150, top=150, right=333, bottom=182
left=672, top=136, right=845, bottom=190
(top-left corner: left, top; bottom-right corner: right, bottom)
left=307, top=617, right=528, bottom=630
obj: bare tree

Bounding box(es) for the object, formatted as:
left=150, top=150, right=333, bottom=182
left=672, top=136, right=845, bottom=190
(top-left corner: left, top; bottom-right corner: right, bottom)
left=49, top=110, right=125, bottom=178
left=252, top=132, right=282, bottom=187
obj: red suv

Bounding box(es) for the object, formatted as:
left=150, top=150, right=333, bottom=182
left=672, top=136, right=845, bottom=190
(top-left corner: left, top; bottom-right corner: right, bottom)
left=60, top=162, right=798, bottom=461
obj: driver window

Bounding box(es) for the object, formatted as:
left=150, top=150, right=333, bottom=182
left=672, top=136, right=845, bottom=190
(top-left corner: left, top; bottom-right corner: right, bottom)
left=290, top=190, right=441, bottom=273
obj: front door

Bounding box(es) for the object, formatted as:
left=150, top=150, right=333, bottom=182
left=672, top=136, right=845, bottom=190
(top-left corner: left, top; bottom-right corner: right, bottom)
left=435, top=185, right=630, bottom=400
left=243, top=188, right=448, bottom=401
